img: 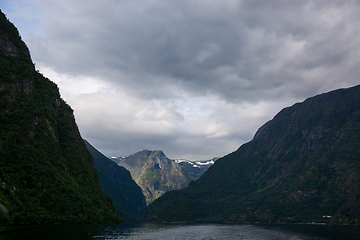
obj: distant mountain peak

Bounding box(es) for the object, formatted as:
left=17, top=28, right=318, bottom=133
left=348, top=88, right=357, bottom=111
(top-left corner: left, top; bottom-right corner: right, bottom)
left=116, top=150, right=189, bottom=204
left=111, top=150, right=218, bottom=204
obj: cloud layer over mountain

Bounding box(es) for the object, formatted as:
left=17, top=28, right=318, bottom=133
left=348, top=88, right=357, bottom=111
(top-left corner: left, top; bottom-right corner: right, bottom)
left=3, top=0, right=359, bottom=159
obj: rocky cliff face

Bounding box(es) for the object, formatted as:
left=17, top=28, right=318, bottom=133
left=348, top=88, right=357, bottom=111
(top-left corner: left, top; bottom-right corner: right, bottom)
left=84, top=140, right=146, bottom=223
left=145, top=84, right=360, bottom=224
left=118, top=150, right=191, bottom=204
left=0, top=10, right=123, bottom=225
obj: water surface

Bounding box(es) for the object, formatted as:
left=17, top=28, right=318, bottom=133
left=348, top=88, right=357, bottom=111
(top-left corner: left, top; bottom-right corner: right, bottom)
left=1, top=223, right=359, bottom=240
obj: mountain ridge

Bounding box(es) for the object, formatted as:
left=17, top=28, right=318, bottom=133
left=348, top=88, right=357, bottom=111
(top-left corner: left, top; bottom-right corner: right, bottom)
left=174, top=158, right=219, bottom=179
left=111, top=155, right=218, bottom=180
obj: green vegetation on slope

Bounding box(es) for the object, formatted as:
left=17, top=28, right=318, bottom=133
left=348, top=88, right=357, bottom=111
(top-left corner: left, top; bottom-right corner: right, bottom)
left=145, top=85, right=360, bottom=224
left=0, top=10, right=123, bottom=225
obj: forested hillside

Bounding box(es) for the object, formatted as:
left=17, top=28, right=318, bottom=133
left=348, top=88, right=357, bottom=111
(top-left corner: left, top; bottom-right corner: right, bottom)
left=0, top=10, right=123, bottom=225
left=146, top=84, right=360, bottom=224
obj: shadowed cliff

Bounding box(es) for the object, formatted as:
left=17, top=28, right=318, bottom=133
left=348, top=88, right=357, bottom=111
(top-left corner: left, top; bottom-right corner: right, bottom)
left=84, top=140, right=146, bottom=223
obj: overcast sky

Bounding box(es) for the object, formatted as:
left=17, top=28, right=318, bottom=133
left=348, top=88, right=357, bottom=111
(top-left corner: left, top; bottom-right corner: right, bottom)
left=1, top=0, right=359, bottom=160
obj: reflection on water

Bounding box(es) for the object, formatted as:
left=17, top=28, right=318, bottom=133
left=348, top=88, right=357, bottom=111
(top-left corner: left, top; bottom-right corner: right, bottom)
left=0, top=224, right=98, bottom=240
left=0, top=223, right=359, bottom=240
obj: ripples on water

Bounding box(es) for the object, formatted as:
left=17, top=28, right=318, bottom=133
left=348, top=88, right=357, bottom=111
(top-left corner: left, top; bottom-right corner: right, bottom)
left=95, top=224, right=319, bottom=240
left=1, top=223, right=359, bottom=240
left=93, top=224, right=355, bottom=240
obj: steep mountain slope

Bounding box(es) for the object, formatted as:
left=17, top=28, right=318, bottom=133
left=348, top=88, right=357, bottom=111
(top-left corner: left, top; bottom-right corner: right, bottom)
left=118, top=150, right=191, bottom=204
left=0, top=11, right=123, bottom=225
left=145, top=84, right=360, bottom=224
left=84, top=140, right=146, bottom=223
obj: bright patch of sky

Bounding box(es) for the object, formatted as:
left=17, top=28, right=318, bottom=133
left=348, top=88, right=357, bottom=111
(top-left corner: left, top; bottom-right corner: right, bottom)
left=0, top=0, right=44, bottom=38
left=38, top=66, right=109, bottom=99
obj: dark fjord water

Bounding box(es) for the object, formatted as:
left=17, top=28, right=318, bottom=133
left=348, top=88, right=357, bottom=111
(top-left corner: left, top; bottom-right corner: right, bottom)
left=1, top=223, right=359, bottom=240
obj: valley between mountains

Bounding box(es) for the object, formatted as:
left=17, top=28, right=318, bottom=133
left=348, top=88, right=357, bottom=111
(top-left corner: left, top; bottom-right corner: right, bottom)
left=84, top=83, right=360, bottom=225
left=1, top=10, right=359, bottom=226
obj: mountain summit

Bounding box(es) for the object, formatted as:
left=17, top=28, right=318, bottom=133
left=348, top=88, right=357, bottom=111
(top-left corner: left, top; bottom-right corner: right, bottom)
left=145, top=84, right=360, bottom=224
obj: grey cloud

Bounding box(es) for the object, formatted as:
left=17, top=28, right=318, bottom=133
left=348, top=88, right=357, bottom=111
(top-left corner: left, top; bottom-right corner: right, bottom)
left=17, top=0, right=359, bottom=159
left=85, top=129, right=243, bottom=161
left=29, top=0, right=359, bottom=104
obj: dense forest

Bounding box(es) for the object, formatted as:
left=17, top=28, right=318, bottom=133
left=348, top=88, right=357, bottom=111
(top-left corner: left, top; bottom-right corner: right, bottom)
left=0, top=10, right=123, bottom=225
